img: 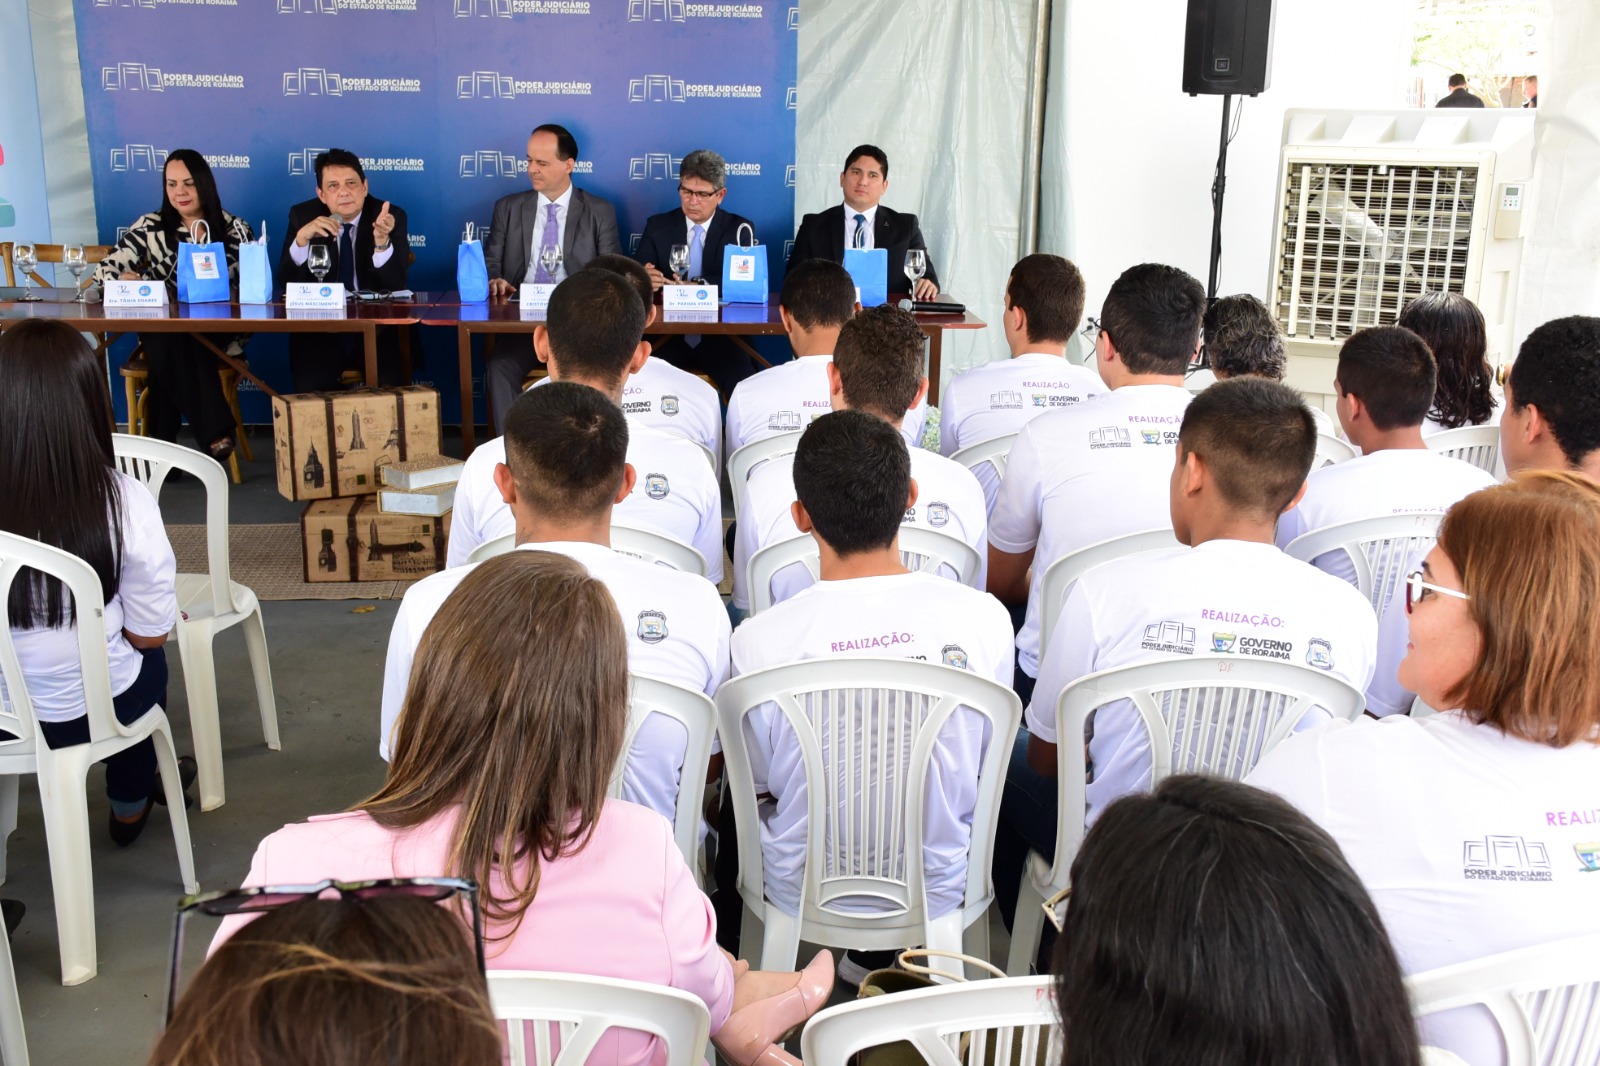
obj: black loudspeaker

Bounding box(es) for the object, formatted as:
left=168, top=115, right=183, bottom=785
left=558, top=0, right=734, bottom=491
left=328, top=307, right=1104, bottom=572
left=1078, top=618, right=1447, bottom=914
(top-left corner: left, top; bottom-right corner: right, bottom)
left=1183, top=0, right=1275, bottom=96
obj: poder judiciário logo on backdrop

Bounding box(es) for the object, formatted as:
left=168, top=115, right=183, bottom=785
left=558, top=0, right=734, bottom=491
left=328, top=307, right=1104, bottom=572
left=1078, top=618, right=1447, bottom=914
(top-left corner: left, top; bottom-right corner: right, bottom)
left=102, top=61, right=244, bottom=91
left=455, top=72, right=592, bottom=99
left=282, top=68, right=421, bottom=96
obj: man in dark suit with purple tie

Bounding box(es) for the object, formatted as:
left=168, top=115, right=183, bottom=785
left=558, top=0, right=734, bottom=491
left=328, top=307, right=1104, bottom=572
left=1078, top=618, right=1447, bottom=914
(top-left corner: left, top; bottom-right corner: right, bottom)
left=784, top=144, right=940, bottom=300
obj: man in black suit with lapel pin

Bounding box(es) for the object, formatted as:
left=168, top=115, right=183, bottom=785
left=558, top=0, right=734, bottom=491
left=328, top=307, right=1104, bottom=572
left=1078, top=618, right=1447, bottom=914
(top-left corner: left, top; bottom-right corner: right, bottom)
left=279, top=147, right=412, bottom=392
left=482, top=122, right=621, bottom=428
left=634, top=148, right=758, bottom=391
left=785, top=144, right=940, bottom=300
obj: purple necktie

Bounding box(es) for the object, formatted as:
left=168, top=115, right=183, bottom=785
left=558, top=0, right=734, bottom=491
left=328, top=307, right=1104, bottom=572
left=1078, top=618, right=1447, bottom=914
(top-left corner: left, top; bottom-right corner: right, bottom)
left=534, top=203, right=559, bottom=283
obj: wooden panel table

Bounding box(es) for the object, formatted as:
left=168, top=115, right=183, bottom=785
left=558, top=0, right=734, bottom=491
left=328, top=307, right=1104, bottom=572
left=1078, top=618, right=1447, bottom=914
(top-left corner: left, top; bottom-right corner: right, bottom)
left=422, top=293, right=985, bottom=456
left=0, top=288, right=425, bottom=397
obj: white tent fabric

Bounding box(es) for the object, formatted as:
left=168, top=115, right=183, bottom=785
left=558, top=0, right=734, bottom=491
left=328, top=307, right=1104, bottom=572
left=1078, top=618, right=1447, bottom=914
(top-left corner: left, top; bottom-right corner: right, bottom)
left=793, top=0, right=1040, bottom=388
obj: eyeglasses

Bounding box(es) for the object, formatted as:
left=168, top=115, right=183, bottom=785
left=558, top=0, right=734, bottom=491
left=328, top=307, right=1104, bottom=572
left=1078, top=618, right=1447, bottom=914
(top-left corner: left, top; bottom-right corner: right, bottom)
left=678, top=186, right=722, bottom=201
left=166, top=876, right=483, bottom=1023
left=1404, top=569, right=1470, bottom=614
left=1042, top=885, right=1071, bottom=933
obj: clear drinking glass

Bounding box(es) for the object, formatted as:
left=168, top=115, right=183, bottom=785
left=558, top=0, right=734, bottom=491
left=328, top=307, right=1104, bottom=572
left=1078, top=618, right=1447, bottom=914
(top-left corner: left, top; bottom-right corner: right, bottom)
left=669, top=243, right=690, bottom=280
left=307, top=243, right=331, bottom=283
left=13, top=243, right=39, bottom=301
left=539, top=243, right=562, bottom=279
left=903, top=249, right=927, bottom=297
left=64, top=244, right=89, bottom=302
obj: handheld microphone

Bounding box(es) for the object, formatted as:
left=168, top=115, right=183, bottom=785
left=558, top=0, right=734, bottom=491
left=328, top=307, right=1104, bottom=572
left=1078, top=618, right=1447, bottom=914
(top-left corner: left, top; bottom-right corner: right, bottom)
left=897, top=298, right=966, bottom=315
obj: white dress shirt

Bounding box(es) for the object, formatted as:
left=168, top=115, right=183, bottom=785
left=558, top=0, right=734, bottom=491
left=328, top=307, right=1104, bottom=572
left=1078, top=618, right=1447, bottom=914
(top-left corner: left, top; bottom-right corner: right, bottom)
left=379, top=541, right=731, bottom=822
left=843, top=204, right=879, bottom=250
left=530, top=185, right=575, bottom=282
left=287, top=207, right=395, bottom=285
left=730, top=571, right=1014, bottom=918
left=1030, top=539, right=1378, bottom=827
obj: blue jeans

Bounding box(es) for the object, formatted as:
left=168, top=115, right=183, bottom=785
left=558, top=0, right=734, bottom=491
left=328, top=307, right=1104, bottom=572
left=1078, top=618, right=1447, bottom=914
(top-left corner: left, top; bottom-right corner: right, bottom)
left=992, top=729, right=1060, bottom=929
left=37, top=646, right=167, bottom=808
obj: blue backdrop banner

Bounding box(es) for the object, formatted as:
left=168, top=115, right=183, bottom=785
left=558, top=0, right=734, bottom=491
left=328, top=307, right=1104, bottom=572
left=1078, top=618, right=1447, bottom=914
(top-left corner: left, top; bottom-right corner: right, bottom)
left=73, top=0, right=798, bottom=424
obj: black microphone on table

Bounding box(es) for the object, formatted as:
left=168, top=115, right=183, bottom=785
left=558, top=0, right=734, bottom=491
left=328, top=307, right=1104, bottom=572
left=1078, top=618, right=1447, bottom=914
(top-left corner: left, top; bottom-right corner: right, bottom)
left=897, top=298, right=966, bottom=315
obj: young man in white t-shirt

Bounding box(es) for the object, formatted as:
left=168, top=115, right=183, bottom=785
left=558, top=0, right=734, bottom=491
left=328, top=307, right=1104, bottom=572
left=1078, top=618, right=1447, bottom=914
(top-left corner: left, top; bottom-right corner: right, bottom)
left=1204, top=293, right=1339, bottom=437
left=939, top=253, right=1107, bottom=513
left=722, top=259, right=926, bottom=463
left=987, top=262, right=1205, bottom=702
left=1276, top=326, right=1495, bottom=715
left=993, top=378, right=1378, bottom=935
left=381, top=381, right=730, bottom=823
left=587, top=254, right=722, bottom=468
left=720, top=410, right=1013, bottom=955
left=449, top=270, right=723, bottom=581
left=732, top=304, right=988, bottom=613
left=1500, top=315, right=1600, bottom=482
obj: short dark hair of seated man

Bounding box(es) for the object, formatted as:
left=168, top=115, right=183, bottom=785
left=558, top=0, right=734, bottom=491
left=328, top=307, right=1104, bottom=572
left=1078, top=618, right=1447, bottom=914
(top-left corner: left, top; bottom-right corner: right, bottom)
left=314, top=147, right=366, bottom=185
left=501, top=379, right=629, bottom=520
left=779, top=259, right=857, bottom=332
left=1204, top=293, right=1286, bottom=380
left=531, top=122, right=579, bottom=161
left=1006, top=254, right=1086, bottom=346
left=1505, top=315, right=1600, bottom=475
left=1335, top=325, right=1437, bottom=432
left=843, top=144, right=888, bottom=178
left=1178, top=376, right=1317, bottom=527
left=584, top=253, right=655, bottom=321
left=539, top=269, right=648, bottom=383
left=832, top=304, right=925, bottom=420
left=1099, top=263, right=1207, bottom=375
left=791, top=409, right=912, bottom=558
left=1051, top=775, right=1423, bottom=1065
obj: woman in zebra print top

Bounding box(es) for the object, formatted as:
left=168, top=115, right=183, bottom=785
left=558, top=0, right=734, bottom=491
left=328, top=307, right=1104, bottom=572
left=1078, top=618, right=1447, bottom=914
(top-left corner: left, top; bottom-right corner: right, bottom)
left=92, top=149, right=253, bottom=461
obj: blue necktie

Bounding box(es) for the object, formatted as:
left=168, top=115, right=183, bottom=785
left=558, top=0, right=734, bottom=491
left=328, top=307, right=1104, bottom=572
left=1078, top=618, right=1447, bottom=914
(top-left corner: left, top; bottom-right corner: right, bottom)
left=686, top=223, right=705, bottom=348
left=852, top=213, right=867, bottom=250
left=338, top=223, right=355, bottom=290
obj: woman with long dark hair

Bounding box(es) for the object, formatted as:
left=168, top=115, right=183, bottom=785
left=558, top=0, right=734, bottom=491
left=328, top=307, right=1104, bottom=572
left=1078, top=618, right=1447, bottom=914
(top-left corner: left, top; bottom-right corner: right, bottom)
left=219, top=550, right=832, bottom=1066
left=1397, top=291, right=1498, bottom=433
left=91, top=149, right=253, bottom=460
left=0, top=319, right=193, bottom=844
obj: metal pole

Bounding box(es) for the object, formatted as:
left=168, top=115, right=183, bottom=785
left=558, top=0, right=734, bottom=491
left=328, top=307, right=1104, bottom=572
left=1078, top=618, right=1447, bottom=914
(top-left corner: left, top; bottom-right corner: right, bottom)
left=1206, top=93, right=1233, bottom=302
left=1017, top=0, right=1053, bottom=257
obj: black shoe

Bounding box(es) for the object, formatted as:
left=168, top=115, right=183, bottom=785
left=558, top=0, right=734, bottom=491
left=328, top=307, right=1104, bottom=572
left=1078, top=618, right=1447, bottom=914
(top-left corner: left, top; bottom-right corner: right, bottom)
left=1, top=899, right=24, bottom=938
left=109, top=801, right=154, bottom=848
left=152, top=755, right=197, bottom=809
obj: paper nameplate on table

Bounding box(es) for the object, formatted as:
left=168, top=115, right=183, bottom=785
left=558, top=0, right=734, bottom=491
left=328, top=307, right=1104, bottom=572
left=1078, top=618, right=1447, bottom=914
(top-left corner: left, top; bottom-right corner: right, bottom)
left=662, top=284, right=719, bottom=323
left=103, top=280, right=168, bottom=308
left=518, top=283, right=556, bottom=319
left=103, top=305, right=168, bottom=320
left=285, top=307, right=349, bottom=321
left=285, top=282, right=347, bottom=310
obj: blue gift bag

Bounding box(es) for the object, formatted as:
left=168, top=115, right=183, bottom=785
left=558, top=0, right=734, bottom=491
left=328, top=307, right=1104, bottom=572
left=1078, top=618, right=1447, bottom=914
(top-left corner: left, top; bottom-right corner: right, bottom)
left=721, top=223, right=768, bottom=304
left=844, top=247, right=888, bottom=307
left=175, top=220, right=230, bottom=304
left=238, top=228, right=272, bottom=305
left=458, top=223, right=489, bottom=303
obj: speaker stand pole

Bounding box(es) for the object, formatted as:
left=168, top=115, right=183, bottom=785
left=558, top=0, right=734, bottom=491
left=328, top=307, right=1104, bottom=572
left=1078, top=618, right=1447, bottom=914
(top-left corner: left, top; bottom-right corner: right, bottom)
left=1206, top=92, right=1233, bottom=303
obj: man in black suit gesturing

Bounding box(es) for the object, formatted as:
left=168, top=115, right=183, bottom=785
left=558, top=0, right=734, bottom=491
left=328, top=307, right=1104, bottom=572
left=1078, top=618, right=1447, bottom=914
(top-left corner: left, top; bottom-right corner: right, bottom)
left=785, top=144, right=939, bottom=300
left=483, top=123, right=621, bottom=427
left=279, top=148, right=411, bottom=391
left=634, top=148, right=757, bottom=390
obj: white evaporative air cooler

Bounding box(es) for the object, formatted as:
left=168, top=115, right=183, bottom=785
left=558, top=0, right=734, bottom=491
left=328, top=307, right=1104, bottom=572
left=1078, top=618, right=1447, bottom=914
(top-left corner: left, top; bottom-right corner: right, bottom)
left=1267, top=109, right=1536, bottom=408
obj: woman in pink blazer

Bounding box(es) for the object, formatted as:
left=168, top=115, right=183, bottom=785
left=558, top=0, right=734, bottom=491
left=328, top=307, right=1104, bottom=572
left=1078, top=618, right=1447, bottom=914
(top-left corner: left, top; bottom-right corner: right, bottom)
left=218, top=551, right=830, bottom=1066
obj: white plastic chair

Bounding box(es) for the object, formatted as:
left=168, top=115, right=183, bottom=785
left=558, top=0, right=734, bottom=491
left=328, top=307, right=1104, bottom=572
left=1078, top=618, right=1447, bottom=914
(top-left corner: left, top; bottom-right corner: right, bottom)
left=0, top=911, right=27, bottom=1065
left=1037, top=529, right=1182, bottom=654
left=802, top=976, right=1059, bottom=1066
left=949, top=433, right=1018, bottom=486
left=1426, top=424, right=1502, bottom=477
left=1314, top=432, right=1358, bottom=467
left=716, top=658, right=1023, bottom=972
left=1006, top=656, right=1365, bottom=977
left=692, top=440, right=718, bottom=473
left=1407, top=934, right=1600, bottom=1066
left=746, top=528, right=984, bottom=616
left=0, top=531, right=199, bottom=985
left=620, top=675, right=716, bottom=874
left=488, top=970, right=711, bottom=1066
left=728, top=432, right=802, bottom=523
left=1283, top=511, right=1444, bottom=620
left=111, top=434, right=278, bottom=811
left=467, top=527, right=708, bottom=576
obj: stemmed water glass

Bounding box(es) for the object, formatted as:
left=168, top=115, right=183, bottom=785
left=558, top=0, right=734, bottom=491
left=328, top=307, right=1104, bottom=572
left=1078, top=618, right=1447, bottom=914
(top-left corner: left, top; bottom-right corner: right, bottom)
left=669, top=243, right=690, bottom=281
left=904, top=249, right=927, bottom=299
left=12, top=243, right=40, bottom=301
left=307, top=244, right=332, bottom=284
left=64, top=245, right=89, bottom=302
left=539, top=243, right=562, bottom=281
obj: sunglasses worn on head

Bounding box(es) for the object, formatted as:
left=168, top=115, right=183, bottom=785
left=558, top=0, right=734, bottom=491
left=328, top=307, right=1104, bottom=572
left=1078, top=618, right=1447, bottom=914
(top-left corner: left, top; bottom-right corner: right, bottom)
left=166, top=876, right=483, bottom=1023
left=1405, top=569, right=1470, bottom=614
